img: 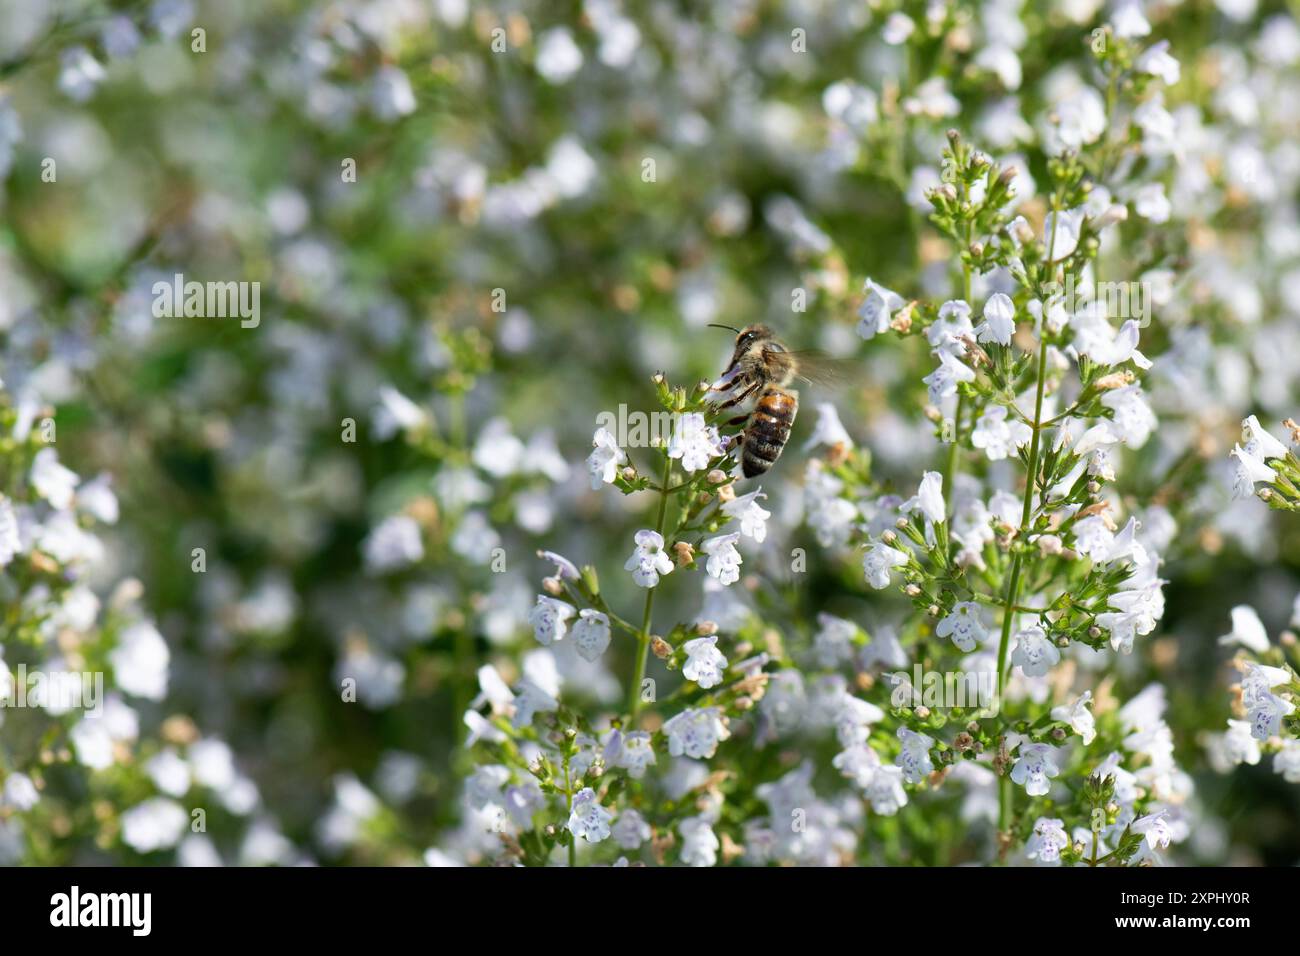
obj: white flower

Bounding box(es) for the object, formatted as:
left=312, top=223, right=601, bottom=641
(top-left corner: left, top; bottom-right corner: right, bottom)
left=625, top=530, right=674, bottom=588
left=865, top=764, right=908, bottom=815
left=976, top=293, right=1016, bottom=345
left=1025, top=817, right=1069, bottom=865
left=528, top=595, right=575, bottom=645
left=682, top=636, right=728, bottom=689
left=679, top=815, right=719, bottom=867
left=1273, top=740, right=1300, bottom=784
left=923, top=350, right=975, bottom=403
left=823, top=81, right=878, bottom=132
left=701, top=532, right=743, bottom=586
left=971, top=405, right=1032, bottom=461
left=1240, top=664, right=1295, bottom=740
left=58, top=47, right=106, bottom=102
left=1222, top=719, right=1261, bottom=766
left=612, top=809, right=652, bottom=849
left=1011, top=625, right=1060, bottom=677
left=363, top=515, right=424, bottom=572
left=721, top=488, right=771, bottom=542
left=668, top=412, right=723, bottom=473
left=1101, top=386, right=1157, bottom=447
left=833, top=743, right=881, bottom=788
left=537, top=549, right=580, bottom=581
left=605, top=729, right=656, bottom=779
left=928, top=300, right=974, bottom=356
left=936, top=602, right=988, bottom=652
left=31, top=448, right=79, bottom=510
left=1229, top=444, right=1276, bottom=499
left=512, top=678, right=558, bottom=728
left=857, top=279, right=905, bottom=339
left=902, top=471, right=945, bottom=525
left=815, top=612, right=859, bottom=669
left=896, top=728, right=935, bottom=784
left=1218, top=605, right=1270, bottom=653
left=803, top=403, right=854, bottom=451
left=372, top=65, right=416, bottom=119
left=567, top=788, right=612, bottom=843
left=1242, top=415, right=1289, bottom=462
left=882, top=12, right=915, bottom=44
left=571, top=609, right=611, bottom=661
left=1136, top=40, right=1180, bottom=85
left=1010, top=742, right=1060, bottom=796
left=111, top=621, right=171, bottom=701
left=663, top=707, right=730, bottom=759
left=1132, top=810, right=1173, bottom=850
left=536, top=27, right=584, bottom=84
left=1051, top=691, right=1097, bottom=745
left=587, top=426, right=626, bottom=489
left=863, top=540, right=910, bottom=589
left=1049, top=87, right=1106, bottom=151
left=836, top=695, right=885, bottom=747
left=1133, top=183, right=1171, bottom=223
left=1043, top=207, right=1086, bottom=259
left=121, top=798, right=188, bottom=853
left=471, top=418, right=526, bottom=477
left=2, top=773, right=38, bottom=811
left=1111, top=0, right=1151, bottom=38
left=0, top=495, right=21, bottom=567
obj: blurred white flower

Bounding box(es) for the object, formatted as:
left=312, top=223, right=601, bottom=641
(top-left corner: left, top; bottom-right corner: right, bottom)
left=121, top=798, right=188, bottom=853
left=536, top=28, right=584, bottom=84
left=363, top=515, right=424, bottom=572
left=31, top=449, right=79, bottom=510
left=57, top=48, right=106, bottom=102
left=110, top=621, right=171, bottom=701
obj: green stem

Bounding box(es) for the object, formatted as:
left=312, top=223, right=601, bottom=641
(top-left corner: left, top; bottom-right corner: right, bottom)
left=565, top=756, right=576, bottom=867
left=995, top=191, right=1060, bottom=845
left=944, top=200, right=976, bottom=518
left=628, top=453, right=674, bottom=719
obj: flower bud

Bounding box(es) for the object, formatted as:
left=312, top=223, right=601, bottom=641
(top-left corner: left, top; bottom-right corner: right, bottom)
left=673, top=541, right=695, bottom=566
left=696, top=620, right=719, bottom=636
left=707, top=469, right=727, bottom=484
left=542, top=576, right=564, bottom=596
left=651, top=636, right=673, bottom=659
left=904, top=584, right=922, bottom=597
left=621, top=466, right=636, bottom=481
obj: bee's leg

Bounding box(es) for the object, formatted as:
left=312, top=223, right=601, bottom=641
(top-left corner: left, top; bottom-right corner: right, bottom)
left=717, top=380, right=759, bottom=409
left=708, top=364, right=743, bottom=393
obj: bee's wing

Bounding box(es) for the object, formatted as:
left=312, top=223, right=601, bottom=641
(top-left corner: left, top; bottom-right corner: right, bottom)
left=785, top=350, right=866, bottom=389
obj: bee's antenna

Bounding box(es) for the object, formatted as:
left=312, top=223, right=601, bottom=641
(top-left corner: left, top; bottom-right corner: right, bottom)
left=707, top=324, right=742, bottom=334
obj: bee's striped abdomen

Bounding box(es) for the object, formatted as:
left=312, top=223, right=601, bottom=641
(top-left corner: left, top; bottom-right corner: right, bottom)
left=742, top=386, right=798, bottom=477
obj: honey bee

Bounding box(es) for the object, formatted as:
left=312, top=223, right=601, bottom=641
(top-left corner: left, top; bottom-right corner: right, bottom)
left=708, top=324, right=848, bottom=478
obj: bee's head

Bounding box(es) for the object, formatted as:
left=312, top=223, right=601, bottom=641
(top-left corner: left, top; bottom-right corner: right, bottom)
left=734, top=324, right=775, bottom=353
left=711, top=323, right=775, bottom=360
